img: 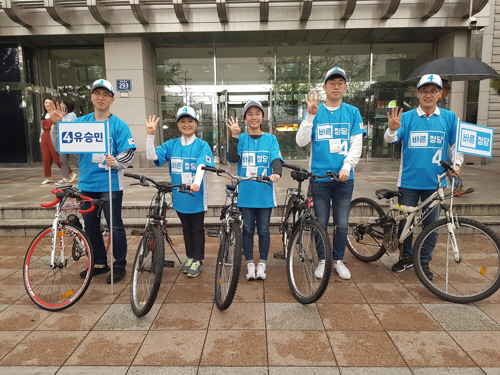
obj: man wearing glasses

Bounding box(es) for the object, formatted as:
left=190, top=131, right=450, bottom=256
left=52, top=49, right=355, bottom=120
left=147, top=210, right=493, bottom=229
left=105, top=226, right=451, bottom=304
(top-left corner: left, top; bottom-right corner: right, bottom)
left=49, top=79, right=136, bottom=283
left=385, top=74, right=463, bottom=280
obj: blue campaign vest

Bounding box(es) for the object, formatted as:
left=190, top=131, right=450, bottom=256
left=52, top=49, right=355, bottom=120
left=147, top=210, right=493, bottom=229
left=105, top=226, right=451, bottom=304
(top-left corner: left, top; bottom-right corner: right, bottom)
left=76, top=113, right=136, bottom=192
left=394, top=108, right=458, bottom=190
left=234, top=133, right=283, bottom=208
left=155, top=137, right=214, bottom=214
left=305, top=103, right=365, bottom=180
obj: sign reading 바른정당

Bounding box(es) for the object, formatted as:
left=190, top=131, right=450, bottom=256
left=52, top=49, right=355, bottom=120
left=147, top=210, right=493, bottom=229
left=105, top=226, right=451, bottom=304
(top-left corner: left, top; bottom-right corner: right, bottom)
left=456, top=122, right=494, bottom=158
left=57, top=121, right=108, bottom=154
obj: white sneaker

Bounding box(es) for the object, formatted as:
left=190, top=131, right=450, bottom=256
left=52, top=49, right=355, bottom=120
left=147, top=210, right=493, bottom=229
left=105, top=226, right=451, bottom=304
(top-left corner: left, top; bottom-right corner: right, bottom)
left=314, top=259, right=325, bottom=279
left=55, top=179, right=69, bottom=186
left=41, top=178, right=51, bottom=185
left=68, top=173, right=77, bottom=183
left=256, top=262, right=266, bottom=280
left=333, top=260, right=351, bottom=280
left=246, top=263, right=256, bottom=281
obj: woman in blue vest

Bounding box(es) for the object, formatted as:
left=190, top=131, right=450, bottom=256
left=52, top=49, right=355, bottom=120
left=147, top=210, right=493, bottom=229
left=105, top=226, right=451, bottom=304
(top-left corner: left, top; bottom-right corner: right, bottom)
left=226, top=100, right=283, bottom=281
left=145, top=106, right=214, bottom=278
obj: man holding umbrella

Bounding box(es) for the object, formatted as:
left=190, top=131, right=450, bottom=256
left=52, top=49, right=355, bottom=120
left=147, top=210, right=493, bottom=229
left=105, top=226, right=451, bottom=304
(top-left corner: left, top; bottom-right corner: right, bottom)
left=385, top=74, right=464, bottom=279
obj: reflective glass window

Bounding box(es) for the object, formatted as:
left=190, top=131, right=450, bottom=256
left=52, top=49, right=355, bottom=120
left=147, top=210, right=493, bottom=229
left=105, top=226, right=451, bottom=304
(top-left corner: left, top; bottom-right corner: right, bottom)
left=0, top=45, right=21, bottom=82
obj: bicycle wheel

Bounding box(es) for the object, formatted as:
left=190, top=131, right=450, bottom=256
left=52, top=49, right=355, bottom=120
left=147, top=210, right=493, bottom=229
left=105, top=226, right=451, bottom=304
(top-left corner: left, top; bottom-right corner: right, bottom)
left=413, top=217, right=500, bottom=303
left=347, top=197, right=387, bottom=262
left=130, top=225, right=164, bottom=316
left=214, top=221, right=242, bottom=310
left=23, top=224, right=93, bottom=311
left=287, top=218, right=332, bottom=304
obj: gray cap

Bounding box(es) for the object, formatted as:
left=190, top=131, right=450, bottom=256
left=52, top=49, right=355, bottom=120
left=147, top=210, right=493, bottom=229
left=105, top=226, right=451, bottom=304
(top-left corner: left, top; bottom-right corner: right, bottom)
left=324, top=67, right=347, bottom=83
left=243, top=100, right=264, bottom=117
left=91, top=79, right=114, bottom=95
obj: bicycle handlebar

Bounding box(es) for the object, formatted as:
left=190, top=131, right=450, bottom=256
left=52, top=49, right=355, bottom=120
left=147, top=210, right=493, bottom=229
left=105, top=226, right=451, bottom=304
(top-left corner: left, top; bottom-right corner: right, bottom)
left=282, top=163, right=340, bottom=182
left=124, top=172, right=191, bottom=194
left=202, top=165, right=272, bottom=182
left=40, top=188, right=99, bottom=214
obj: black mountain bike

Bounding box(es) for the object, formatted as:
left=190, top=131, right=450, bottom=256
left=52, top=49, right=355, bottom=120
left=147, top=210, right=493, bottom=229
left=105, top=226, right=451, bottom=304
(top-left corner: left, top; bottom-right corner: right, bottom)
left=125, top=172, right=189, bottom=316
left=275, top=164, right=336, bottom=304
left=203, top=166, right=271, bottom=310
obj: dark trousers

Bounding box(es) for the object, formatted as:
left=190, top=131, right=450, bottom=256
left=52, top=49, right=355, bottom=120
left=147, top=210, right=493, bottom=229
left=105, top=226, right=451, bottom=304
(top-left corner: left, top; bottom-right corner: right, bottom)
left=81, top=191, right=127, bottom=269
left=177, top=211, right=205, bottom=261
left=240, top=207, right=273, bottom=261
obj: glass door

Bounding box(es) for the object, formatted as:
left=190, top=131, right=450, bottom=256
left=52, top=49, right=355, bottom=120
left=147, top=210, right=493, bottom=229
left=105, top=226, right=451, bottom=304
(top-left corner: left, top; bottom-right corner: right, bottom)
left=217, top=90, right=228, bottom=164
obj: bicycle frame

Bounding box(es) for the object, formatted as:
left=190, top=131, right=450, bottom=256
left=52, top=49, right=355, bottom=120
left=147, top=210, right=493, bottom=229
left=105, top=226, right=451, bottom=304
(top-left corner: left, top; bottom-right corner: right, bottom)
left=383, top=169, right=461, bottom=262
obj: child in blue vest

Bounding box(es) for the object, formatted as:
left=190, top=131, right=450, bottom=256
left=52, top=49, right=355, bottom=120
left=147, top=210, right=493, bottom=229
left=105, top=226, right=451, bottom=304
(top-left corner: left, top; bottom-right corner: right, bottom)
left=145, top=106, right=214, bottom=277
left=226, top=100, right=283, bottom=280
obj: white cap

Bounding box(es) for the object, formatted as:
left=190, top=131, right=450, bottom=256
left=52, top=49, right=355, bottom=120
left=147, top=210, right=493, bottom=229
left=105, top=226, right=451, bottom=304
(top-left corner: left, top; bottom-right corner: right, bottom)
left=324, top=67, right=347, bottom=83
left=243, top=100, right=264, bottom=117
left=90, top=79, right=114, bottom=95
left=417, top=74, right=442, bottom=89
left=176, top=106, right=198, bottom=121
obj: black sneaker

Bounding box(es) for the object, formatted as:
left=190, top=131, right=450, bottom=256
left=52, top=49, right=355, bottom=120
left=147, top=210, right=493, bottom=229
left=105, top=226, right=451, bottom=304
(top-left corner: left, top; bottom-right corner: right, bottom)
left=391, top=255, right=413, bottom=272
left=421, top=262, right=434, bottom=280
left=80, top=264, right=110, bottom=279
left=106, top=268, right=127, bottom=284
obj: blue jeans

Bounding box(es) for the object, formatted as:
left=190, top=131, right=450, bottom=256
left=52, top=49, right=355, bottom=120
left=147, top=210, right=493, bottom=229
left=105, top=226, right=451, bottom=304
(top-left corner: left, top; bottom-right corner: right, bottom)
left=398, top=188, right=441, bottom=263
left=240, top=207, right=273, bottom=261
left=82, top=191, right=127, bottom=269
left=312, top=179, right=354, bottom=261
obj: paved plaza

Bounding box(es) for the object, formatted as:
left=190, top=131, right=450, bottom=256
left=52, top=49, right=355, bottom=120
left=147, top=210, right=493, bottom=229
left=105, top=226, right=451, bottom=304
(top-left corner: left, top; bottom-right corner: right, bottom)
left=0, top=160, right=500, bottom=374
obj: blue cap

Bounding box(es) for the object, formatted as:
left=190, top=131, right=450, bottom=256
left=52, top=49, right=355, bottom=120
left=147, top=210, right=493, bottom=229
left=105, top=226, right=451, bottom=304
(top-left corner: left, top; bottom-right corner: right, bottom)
left=176, top=106, right=198, bottom=121
left=243, top=100, right=264, bottom=117
left=417, top=74, right=443, bottom=89
left=324, top=67, right=347, bottom=83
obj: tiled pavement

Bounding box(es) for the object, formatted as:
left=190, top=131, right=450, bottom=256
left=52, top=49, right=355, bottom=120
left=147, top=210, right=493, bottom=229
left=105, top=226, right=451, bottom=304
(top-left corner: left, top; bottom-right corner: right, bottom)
left=1, top=236, right=500, bottom=374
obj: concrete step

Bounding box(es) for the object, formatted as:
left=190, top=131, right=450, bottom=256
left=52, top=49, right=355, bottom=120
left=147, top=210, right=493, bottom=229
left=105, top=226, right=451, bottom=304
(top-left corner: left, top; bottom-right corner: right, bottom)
left=1, top=216, right=500, bottom=237
left=2, top=202, right=499, bottom=220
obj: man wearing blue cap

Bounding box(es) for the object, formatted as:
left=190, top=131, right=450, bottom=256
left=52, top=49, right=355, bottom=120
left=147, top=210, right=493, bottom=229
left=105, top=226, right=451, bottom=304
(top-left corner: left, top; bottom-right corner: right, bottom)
left=48, top=79, right=136, bottom=283
left=296, top=67, right=366, bottom=280
left=385, top=74, right=464, bottom=279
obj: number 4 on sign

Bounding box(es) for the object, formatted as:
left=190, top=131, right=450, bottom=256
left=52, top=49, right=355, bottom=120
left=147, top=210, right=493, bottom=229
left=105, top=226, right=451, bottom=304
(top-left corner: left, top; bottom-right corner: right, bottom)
left=432, top=149, right=442, bottom=164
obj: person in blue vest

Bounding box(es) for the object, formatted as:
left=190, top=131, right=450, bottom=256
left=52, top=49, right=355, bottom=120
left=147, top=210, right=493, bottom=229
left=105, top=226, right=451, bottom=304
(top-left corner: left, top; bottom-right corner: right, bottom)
left=385, top=74, right=464, bottom=280
left=49, top=79, right=136, bottom=283
left=226, top=100, right=283, bottom=281
left=296, top=67, right=366, bottom=280
left=145, top=106, right=214, bottom=278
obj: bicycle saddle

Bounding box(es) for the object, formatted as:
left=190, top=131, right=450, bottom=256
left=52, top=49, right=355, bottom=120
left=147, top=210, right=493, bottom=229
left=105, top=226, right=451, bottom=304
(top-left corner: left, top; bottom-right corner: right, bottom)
left=375, top=189, right=402, bottom=199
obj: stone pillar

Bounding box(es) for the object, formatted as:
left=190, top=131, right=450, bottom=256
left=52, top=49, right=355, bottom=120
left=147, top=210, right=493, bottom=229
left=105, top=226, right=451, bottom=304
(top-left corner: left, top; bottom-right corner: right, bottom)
left=104, top=36, right=155, bottom=167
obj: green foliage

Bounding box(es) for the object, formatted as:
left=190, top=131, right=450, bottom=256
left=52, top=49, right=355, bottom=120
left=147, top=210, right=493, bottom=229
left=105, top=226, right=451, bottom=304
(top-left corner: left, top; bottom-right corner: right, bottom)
left=490, top=78, right=500, bottom=95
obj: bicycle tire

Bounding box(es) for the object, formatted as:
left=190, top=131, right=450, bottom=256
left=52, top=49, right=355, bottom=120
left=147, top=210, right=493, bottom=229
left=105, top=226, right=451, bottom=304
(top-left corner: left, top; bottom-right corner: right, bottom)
left=413, top=217, right=500, bottom=304
left=214, top=221, right=243, bottom=310
left=23, top=224, right=94, bottom=311
left=287, top=218, right=332, bottom=304
left=130, top=225, right=165, bottom=316
left=347, top=197, right=387, bottom=262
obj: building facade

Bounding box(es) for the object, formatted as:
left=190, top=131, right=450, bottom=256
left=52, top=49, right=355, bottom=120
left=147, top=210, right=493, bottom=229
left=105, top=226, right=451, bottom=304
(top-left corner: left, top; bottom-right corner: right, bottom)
left=0, top=0, right=495, bottom=165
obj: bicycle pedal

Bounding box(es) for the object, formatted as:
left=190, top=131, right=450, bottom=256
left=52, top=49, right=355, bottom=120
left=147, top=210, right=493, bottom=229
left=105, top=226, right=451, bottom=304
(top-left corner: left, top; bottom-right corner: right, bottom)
left=163, top=260, right=175, bottom=268
left=273, top=252, right=285, bottom=259
left=207, top=228, right=220, bottom=238
left=131, top=230, right=143, bottom=236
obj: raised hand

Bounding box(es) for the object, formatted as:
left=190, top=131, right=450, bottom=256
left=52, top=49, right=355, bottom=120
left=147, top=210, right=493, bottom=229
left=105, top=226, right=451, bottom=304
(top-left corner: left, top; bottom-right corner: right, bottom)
left=387, top=107, right=403, bottom=131
left=47, top=101, right=64, bottom=123
left=306, top=91, right=320, bottom=115
left=226, top=116, right=241, bottom=138
left=146, top=115, right=160, bottom=135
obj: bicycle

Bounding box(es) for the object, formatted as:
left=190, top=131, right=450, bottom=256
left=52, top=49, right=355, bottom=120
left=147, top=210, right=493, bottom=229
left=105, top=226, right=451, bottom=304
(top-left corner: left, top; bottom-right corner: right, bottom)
left=23, top=186, right=107, bottom=311
left=274, top=164, right=335, bottom=304
left=124, top=172, right=189, bottom=317
left=347, top=160, right=500, bottom=303
left=202, top=165, right=270, bottom=310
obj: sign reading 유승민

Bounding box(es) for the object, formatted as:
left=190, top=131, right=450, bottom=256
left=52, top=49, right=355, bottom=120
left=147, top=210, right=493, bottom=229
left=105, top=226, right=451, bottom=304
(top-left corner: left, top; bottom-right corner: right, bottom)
left=456, top=122, right=494, bottom=158
left=58, top=121, right=108, bottom=154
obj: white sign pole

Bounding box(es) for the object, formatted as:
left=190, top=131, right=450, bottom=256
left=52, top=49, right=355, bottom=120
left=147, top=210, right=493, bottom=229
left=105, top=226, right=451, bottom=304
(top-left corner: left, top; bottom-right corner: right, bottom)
left=449, top=118, right=460, bottom=223
left=107, top=118, right=114, bottom=295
